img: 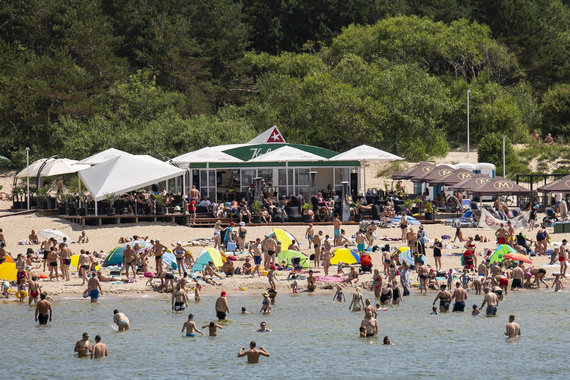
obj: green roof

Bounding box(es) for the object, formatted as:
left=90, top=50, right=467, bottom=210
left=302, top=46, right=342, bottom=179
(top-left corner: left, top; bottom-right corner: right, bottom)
left=223, top=143, right=338, bottom=161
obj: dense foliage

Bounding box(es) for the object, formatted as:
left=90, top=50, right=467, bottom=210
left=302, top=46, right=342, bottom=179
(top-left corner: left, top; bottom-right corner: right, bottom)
left=0, top=0, right=568, bottom=171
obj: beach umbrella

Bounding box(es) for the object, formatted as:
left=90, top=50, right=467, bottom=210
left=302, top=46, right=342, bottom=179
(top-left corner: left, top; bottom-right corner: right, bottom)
left=489, top=244, right=517, bottom=265
left=268, top=228, right=301, bottom=250
left=102, top=240, right=153, bottom=267
left=0, top=263, right=17, bottom=282
left=16, top=158, right=90, bottom=178
left=38, top=229, right=70, bottom=244
left=330, top=248, right=360, bottom=265
left=162, top=250, right=178, bottom=270
left=392, top=161, right=435, bottom=180
left=448, top=176, right=492, bottom=192
left=412, top=164, right=455, bottom=183
left=389, top=215, right=422, bottom=226
left=537, top=174, right=570, bottom=193
left=470, top=177, right=532, bottom=196
left=4, top=255, right=14, bottom=264
left=394, top=246, right=427, bottom=266
left=172, top=147, right=244, bottom=165
left=278, top=250, right=310, bottom=268
left=78, top=148, right=134, bottom=165
left=428, top=169, right=481, bottom=186
left=502, top=253, right=533, bottom=264
left=70, top=254, right=101, bottom=271
left=191, top=247, right=224, bottom=272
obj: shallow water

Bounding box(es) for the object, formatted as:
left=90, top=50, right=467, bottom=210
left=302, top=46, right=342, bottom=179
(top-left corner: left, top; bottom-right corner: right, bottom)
left=1, top=290, right=569, bottom=379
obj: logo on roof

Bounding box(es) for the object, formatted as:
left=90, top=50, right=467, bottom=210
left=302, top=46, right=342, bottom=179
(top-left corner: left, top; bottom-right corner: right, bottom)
left=458, top=172, right=472, bottom=180
left=494, top=181, right=513, bottom=190
left=267, top=127, right=284, bottom=143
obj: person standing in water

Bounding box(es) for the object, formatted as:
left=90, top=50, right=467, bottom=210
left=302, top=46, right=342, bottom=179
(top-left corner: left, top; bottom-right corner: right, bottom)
left=238, top=341, right=270, bottom=363
left=480, top=288, right=499, bottom=317
left=91, top=335, right=108, bottom=359
left=505, top=315, right=521, bottom=338
left=215, top=291, right=230, bottom=320
left=181, top=314, right=204, bottom=337
left=451, top=282, right=467, bottom=312
left=35, top=293, right=52, bottom=325
left=360, top=309, right=379, bottom=338
left=87, top=272, right=102, bottom=303
left=432, top=284, right=451, bottom=313
left=74, top=332, right=91, bottom=358
left=202, top=321, right=224, bottom=336
left=349, top=287, right=365, bottom=311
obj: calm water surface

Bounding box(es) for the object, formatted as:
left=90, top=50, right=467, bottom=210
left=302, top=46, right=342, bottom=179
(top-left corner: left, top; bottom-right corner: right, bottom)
left=1, top=290, right=569, bottom=379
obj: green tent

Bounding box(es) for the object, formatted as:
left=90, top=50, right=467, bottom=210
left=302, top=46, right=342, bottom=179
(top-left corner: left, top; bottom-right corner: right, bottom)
left=278, top=250, right=309, bottom=268
left=489, top=244, right=517, bottom=265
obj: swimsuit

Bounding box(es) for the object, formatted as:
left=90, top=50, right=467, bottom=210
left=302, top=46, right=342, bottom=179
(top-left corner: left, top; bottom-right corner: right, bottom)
left=511, top=279, right=522, bottom=289
left=216, top=311, right=226, bottom=320
left=420, top=274, right=428, bottom=280
left=497, top=237, right=507, bottom=244
left=499, top=278, right=508, bottom=287
left=254, top=256, right=262, bottom=265
left=453, top=301, right=465, bottom=312
left=43, top=250, right=49, bottom=259
left=267, top=250, right=275, bottom=256
left=186, top=333, right=196, bottom=337
left=538, top=269, right=546, bottom=275
left=174, top=302, right=185, bottom=311
left=30, top=290, right=39, bottom=298
left=440, top=295, right=451, bottom=310
left=393, top=288, right=400, bottom=300
left=334, top=229, right=340, bottom=237
left=90, top=289, right=99, bottom=299
left=50, top=262, right=57, bottom=267
left=380, top=292, right=391, bottom=303
left=38, top=313, right=49, bottom=325
left=486, top=305, right=497, bottom=316
left=559, top=256, right=566, bottom=262
left=357, top=244, right=365, bottom=252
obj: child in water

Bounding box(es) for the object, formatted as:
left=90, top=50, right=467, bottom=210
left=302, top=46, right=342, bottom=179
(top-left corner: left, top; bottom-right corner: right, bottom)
left=290, top=273, right=298, bottom=293
left=194, top=280, right=201, bottom=302
left=553, top=274, right=564, bottom=292
left=472, top=304, right=481, bottom=316
left=333, top=285, right=345, bottom=302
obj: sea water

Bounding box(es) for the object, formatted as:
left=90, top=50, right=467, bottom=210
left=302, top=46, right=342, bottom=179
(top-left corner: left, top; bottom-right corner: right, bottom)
left=0, top=291, right=569, bottom=379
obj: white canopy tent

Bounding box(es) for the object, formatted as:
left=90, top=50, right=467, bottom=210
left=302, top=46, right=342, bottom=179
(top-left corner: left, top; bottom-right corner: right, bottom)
left=78, top=148, right=133, bottom=165
left=248, top=146, right=325, bottom=195
left=78, top=155, right=185, bottom=215
left=16, top=158, right=91, bottom=178
left=329, top=144, right=403, bottom=194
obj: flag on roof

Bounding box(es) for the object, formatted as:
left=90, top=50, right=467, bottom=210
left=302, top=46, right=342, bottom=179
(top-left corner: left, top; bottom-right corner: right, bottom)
left=248, top=126, right=286, bottom=144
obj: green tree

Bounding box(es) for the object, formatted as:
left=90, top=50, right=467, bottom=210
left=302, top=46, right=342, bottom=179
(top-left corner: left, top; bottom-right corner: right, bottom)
left=477, top=133, right=527, bottom=177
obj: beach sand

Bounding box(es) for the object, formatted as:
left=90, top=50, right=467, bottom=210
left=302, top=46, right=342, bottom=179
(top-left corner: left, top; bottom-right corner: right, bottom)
left=1, top=211, right=567, bottom=299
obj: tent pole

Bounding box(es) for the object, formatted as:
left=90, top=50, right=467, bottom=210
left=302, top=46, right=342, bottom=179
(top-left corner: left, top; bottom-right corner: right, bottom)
left=286, top=161, right=289, bottom=197
left=362, top=160, right=366, bottom=196
left=78, top=175, right=81, bottom=208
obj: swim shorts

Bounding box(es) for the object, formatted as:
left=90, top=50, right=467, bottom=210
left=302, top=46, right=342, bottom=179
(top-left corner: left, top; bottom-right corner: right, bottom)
left=50, top=262, right=57, bottom=267
left=30, top=290, right=39, bottom=298
left=334, top=229, right=340, bottom=237
left=486, top=305, right=497, bottom=316
left=267, top=250, right=275, bottom=256
left=38, top=313, right=49, bottom=325
left=499, top=278, right=508, bottom=287
left=90, top=289, right=99, bottom=299
left=511, top=279, right=522, bottom=289
left=254, top=256, right=262, bottom=265
left=186, top=333, right=196, bottom=337
left=174, top=302, right=185, bottom=311
left=216, top=311, right=226, bottom=320
left=453, top=301, right=465, bottom=312
left=357, top=243, right=365, bottom=252
left=43, top=250, right=49, bottom=260
left=497, top=237, right=507, bottom=245
left=64, top=259, right=71, bottom=266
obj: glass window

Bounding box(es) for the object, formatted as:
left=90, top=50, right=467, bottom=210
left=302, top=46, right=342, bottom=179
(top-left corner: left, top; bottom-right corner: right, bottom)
left=241, top=169, right=255, bottom=192
left=257, top=169, right=273, bottom=185
left=278, top=168, right=293, bottom=197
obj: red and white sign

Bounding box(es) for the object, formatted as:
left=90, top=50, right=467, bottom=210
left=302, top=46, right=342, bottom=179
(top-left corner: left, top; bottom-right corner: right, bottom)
left=267, top=127, right=285, bottom=143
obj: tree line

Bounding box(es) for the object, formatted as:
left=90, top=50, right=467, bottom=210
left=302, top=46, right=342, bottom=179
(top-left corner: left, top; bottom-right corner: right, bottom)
left=0, top=0, right=568, bottom=168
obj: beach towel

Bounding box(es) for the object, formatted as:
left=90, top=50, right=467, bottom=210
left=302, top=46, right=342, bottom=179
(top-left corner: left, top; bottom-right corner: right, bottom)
left=315, top=276, right=344, bottom=283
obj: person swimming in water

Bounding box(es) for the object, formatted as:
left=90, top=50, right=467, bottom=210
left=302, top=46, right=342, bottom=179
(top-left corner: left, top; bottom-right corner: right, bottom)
left=238, top=341, right=270, bottom=363
left=202, top=321, right=223, bottom=336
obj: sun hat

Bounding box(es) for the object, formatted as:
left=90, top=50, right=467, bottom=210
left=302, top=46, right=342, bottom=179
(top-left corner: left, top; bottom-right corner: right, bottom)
left=240, top=222, right=245, bottom=226
left=176, top=241, right=182, bottom=245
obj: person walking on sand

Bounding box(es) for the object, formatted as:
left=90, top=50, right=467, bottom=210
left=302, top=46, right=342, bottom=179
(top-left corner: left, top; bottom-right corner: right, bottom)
left=505, top=315, right=521, bottom=338
left=87, top=272, right=102, bottom=303
left=238, top=341, right=270, bottom=363
left=305, top=224, right=314, bottom=248
left=74, top=332, right=91, bottom=358
left=400, top=212, right=408, bottom=242
left=91, top=335, right=108, bottom=359
left=182, top=314, right=204, bottom=337
left=35, top=293, right=52, bottom=325
left=113, top=309, right=130, bottom=331
left=333, top=214, right=342, bottom=246
left=47, top=247, right=59, bottom=281
left=451, top=282, right=467, bottom=312
left=152, top=238, right=167, bottom=276
left=78, top=250, right=91, bottom=286
left=249, top=238, right=263, bottom=277
left=59, top=243, right=73, bottom=282
left=215, top=291, right=230, bottom=320
left=122, top=244, right=138, bottom=279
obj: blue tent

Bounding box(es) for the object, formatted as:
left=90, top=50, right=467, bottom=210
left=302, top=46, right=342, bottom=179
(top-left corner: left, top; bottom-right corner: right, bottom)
left=103, top=240, right=153, bottom=267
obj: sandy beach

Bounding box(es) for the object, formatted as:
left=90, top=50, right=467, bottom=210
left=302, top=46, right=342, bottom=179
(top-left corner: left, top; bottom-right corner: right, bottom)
left=0, top=206, right=566, bottom=299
